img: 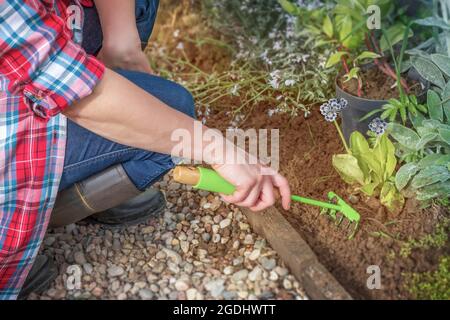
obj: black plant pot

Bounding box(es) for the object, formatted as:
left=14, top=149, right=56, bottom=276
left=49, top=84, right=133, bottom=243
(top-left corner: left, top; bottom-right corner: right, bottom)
left=336, top=68, right=428, bottom=142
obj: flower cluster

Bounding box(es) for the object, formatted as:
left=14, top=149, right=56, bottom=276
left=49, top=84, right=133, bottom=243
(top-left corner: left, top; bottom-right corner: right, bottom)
left=319, top=98, right=348, bottom=122
left=368, top=117, right=388, bottom=135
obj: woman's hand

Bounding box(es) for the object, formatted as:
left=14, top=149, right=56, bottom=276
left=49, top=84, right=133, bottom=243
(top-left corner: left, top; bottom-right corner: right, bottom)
left=212, top=163, right=291, bottom=212
left=98, top=40, right=153, bottom=74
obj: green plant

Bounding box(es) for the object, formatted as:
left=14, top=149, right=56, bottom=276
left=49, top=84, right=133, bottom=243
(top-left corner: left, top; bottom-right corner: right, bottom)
left=332, top=131, right=404, bottom=211
left=389, top=111, right=450, bottom=201
left=404, top=256, right=450, bottom=300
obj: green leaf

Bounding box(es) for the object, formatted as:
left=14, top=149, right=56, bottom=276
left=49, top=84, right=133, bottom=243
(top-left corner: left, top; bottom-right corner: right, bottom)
left=349, top=131, right=371, bottom=177
left=414, top=17, right=450, bottom=30
left=326, top=51, right=348, bottom=68
left=361, top=182, right=380, bottom=196
left=380, top=23, right=413, bottom=52
left=381, top=134, right=397, bottom=179
left=278, top=0, right=298, bottom=15
left=339, top=18, right=352, bottom=47
left=427, top=90, right=443, bottom=122
left=442, top=82, right=450, bottom=122
left=411, top=166, right=450, bottom=189
left=409, top=112, right=425, bottom=129
left=439, top=128, right=450, bottom=144
left=395, top=163, right=419, bottom=191
left=332, top=154, right=365, bottom=185
left=323, top=15, right=334, bottom=38
left=411, top=56, right=446, bottom=89
left=355, top=51, right=381, bottom=61
left=416, top=181, right=450, bottom=201
left=344, top=67, right=360, bottom=82
left=416, top=133, right=439, bottom=150
left=418, top=154, right=450, bottom=168
left=431, top=54, right=450, bottom=77
left=380, top=181, right=404, bottom=212
left=388, top=123, right=421, bottom=151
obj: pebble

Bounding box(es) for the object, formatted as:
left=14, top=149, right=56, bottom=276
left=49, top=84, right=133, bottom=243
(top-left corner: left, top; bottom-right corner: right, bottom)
left=205, top=279, right=225, bottom=298
left=73, top=252, right=87, bottom=265
left=107, top=265, right=125, bottom=277
left=260, top=257, right=276, bottom=270
left=232, top=269, right=248, bottom=282
left=248, top=249, right=260, bottom=261
left=139, top=289, right=154, bottom=300
left=248, top=266, right=262, bottom=282
left=219, top=218, right=231, bottom=229
left=33, top=174, right=306, bottom=300
left=175, top=280, right=189, bottom=291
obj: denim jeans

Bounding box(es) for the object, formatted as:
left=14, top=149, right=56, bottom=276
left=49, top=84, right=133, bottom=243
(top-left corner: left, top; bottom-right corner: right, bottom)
left=60, top=0, right=195, bottom=191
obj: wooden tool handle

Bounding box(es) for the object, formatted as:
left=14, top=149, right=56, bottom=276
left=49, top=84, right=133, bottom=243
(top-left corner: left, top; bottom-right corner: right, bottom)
left=173, top=166, right=201, bottom=185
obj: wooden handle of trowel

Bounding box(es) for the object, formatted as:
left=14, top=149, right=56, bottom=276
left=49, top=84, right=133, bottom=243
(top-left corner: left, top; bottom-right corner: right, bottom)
left=173, top=166, right=281, bottom=199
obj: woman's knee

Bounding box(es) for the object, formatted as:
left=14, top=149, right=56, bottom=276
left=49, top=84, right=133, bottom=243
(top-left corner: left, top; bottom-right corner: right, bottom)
left=170, top=83, right=196, bottom=118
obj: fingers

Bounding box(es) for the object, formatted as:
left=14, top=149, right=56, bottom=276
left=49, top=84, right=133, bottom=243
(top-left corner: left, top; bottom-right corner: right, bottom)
left=271, top=173, right=291, bottom=210
left=249, top=178, right=276, bottom=212
left=235, top=179, right=263, bottom=208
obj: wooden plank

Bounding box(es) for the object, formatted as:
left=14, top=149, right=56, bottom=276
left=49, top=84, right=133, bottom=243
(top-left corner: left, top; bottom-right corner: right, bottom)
left=242, top=207, right=352, bottom=300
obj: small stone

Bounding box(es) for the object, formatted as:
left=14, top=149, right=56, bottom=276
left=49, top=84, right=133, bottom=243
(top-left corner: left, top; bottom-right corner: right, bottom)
left=275, top=266, right=288, bottom=277
left=139, top=289, right=154, bottom=300
left=180, top=241, right=189, bottom=254
left=283, top=279, right=293, bottom=290
left=202, top=233, right=211, bottom=242
left=73, top=252, right=86, bottom=265
left=186, top=288, right=198, bottom=300
left=248, top=249, right=260, bottom=261
left=44, top=237, right=56, bottom=246
left=223, top=266, right=234, bottom=275
left=163, top=248, right=182, bottom=264
left=175, top=279, right=189, bottom=291
left=107, top=265, right=124, bottom=277
left=243, top=234, right=254, bottom=244
left=232, top=269, right=248, bottom=282
left=212, top=234, right=221, bottom=243
left=83, top=263, right=93, bottom=275
left=269, top=271, right=279, bottom=281
left=248, top=266, right=262, bottom=282
left=205, top=279, right=225, bottom=298
left=91, top=287, right=104, bottom=297
left=219, top=218, right=231, bottom=229
left=260, top=257, right=276, bottom=270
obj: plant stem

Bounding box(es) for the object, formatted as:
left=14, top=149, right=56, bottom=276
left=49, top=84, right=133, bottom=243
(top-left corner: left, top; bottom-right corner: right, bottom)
left=334, top=120, right=350, bottom=154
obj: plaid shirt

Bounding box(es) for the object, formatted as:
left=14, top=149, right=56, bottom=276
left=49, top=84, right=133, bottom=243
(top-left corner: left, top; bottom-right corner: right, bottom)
left=0, top=0, right=103, bottom=299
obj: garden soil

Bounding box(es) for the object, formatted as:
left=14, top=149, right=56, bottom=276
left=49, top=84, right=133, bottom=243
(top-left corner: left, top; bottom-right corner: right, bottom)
left=206, top=105, right=449, bottom=300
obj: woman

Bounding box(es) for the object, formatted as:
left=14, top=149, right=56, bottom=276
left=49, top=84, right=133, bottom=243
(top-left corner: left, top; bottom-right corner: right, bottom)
left=0, top=0, right=291, bottom=299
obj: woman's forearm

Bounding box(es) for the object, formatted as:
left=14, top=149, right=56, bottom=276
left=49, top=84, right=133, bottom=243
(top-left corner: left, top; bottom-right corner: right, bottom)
left=63, top=69, right=229, bottom=164
left=94, top=0, right=139, bottom=46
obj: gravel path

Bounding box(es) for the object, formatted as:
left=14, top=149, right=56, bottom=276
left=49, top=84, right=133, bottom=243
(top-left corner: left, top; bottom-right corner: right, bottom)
left=29, top=173, right=307, bottom=300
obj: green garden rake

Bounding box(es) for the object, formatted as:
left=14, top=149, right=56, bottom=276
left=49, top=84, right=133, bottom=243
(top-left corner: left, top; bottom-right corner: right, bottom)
left=173, top=166, right=361, bottom=239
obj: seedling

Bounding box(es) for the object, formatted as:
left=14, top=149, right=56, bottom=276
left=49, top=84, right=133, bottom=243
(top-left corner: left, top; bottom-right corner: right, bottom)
left=173, top=166, right=361, bottom=239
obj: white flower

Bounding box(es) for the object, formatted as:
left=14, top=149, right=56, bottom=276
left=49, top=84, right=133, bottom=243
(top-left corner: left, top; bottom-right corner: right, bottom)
left=273, top=41, right=282, bottom=51
left=284, top=79, right=296, bottom=87
left=230, top=84, right=240, bottom=96
left=176, top=42, right=184, bottom=50
left=269, top=78, right=280, bottom=89
left=173, top=29, right=180, bottom=38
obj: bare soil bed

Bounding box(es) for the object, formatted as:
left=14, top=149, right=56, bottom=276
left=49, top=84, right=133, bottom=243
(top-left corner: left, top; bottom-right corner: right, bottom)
left=205, top=104, right=449, bottom=299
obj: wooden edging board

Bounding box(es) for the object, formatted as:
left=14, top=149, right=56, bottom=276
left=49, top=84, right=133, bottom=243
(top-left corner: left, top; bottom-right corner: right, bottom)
left=242, top=207, right=352, bottom=300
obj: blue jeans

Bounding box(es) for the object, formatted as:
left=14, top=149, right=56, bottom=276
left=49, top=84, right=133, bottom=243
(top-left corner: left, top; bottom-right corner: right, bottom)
left=60, top=1, right=195, bottom=191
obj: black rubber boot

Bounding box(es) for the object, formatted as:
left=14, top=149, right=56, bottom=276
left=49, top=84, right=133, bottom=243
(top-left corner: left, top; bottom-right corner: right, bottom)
left=18, top=255, right=57, bottom=300
left=49, top=164, right=166, bottom=229
left=90, top=188, right=166, bottom=228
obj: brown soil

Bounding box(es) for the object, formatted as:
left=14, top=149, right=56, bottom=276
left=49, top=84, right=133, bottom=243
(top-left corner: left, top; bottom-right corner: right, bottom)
left=206, top=104, right=450, bottom=300
left=339, top=67, right=423, bottom=100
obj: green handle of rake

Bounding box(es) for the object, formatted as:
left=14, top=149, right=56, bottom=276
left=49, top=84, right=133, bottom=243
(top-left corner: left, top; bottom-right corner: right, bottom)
left=174, top=166, right=343, bottom=211
left=290, top=195, right=342, bottom=211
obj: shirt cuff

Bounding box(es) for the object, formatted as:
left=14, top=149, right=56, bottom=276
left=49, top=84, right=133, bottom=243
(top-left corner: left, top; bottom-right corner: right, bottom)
left=23, top=40, right=105, bottom=120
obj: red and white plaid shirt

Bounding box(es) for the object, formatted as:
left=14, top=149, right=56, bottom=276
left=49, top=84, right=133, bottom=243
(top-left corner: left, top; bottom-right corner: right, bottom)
left=0, top=0, right=104, bottom=299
